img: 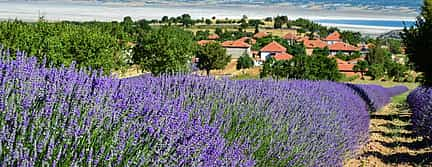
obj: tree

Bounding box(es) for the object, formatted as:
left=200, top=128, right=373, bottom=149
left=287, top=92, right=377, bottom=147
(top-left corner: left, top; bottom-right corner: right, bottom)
left=249, top=19, right=264, bottom=27
left=161, top=16, right=169, bottom=23
left=215, top=28, right=223, bottom=36
left=133, top=27, right=196, bottom=75
left=388, top=39, right=402, bottom=54
left=402, top=0, right=432, bottom=85
left=367, top=64, right=385, bottom=80
left=196, top=43, right=231, bottom=75
left=237, top=53, right=254, bottom=70
left=260, top=55, right=341, bottom=81
left=386, top=61, right=408, bottom=81
left=367, top=46, right=391, bottom=65
left=312, top=47, right=330, bottom=56
left=287, top=43, right=306, bottom=56
left=273, top=16, right=288, bottom=29
left=240, top=19, right=249, bottom=31
left=195, top=30, right=210, bottom=40
left=264, top=17, right=273, bottom=22
left=353, top=60, right=369, bottom=79
left=341, top=31, right=362, bottom=45
left=205, top=19, right=212, bottom=25
left=180, top=14, right=194, bottom=27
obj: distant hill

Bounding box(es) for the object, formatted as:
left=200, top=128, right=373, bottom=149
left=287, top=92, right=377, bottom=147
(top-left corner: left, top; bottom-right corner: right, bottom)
left=379, top=30, right=404, bottom=39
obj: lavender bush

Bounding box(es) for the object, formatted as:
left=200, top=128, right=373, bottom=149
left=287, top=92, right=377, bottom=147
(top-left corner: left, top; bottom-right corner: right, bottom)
left=407, top=87, right=432, bottom=139
left=386, top=86, right=409, bottom=97
left=346, top=84, right=397, bottom=112
left=0, top=51, right=251, bottom=166
left=0, top=48, right=407, bottom=166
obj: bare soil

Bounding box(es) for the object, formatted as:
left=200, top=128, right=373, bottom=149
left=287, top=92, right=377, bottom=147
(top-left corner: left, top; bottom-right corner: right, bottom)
left=345, top=103, right=432, bottom=167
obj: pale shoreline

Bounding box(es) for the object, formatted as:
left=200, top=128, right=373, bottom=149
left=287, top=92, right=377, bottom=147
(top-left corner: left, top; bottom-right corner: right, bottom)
left=0, top=1, right=418, bottom=34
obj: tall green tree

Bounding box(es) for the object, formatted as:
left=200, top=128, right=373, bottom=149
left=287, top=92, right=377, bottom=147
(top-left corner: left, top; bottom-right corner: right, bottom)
left=402, top=0, right=432, bottom=85
left=367, top=46, right=391, bottom=65
left=133, top=27, right=196, bottom=75
left=196, top=43, right=231, bottom=75
left=180, top=14, right=194, bottom=27
left=367, top=64, right=385, bottom=80
left=237, top=53, right=254, bottom=70
left=353, top=60, right=369, bottom=79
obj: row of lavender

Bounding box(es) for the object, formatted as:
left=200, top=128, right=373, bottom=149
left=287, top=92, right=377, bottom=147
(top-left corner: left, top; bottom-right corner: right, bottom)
left=408, top=87, right=432, bottom=139
left=0, top=49, right=407, bottom=166
left=346, top=84, right=408, bottom=112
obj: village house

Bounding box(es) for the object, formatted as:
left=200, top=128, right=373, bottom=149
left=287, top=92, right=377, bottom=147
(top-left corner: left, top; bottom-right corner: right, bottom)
left=337, top=63, right=367, bottom=77
left=221, top=40, right=251, bottom=59
left=303, top=38, right=328, bottom=56
left=273, top=52, right=293, bottom=61
left=197, top=40, right=214, bottom=46
left=283, top=33, right=298, bottom=46
left=207, top=34, right=220, bottom=40
left=323, top=31, right=342, bottom=45
left=260, top=41, right=288, bottom=61
left=253, top=31, right=270, bottom=39
left=237, top=37, right=257, bottom=45
left=328, top=42, right=360, bottom=55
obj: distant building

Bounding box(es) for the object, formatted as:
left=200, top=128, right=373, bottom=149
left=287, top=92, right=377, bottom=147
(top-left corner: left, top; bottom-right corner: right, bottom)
left=253, top=31, right=270, bottom=39
left=283, top=33, right=298, bottom=45
left=274, top=52, right=293, bottom=61
left=303, top=38, right=328, bottom=56
left=328, top=42, right=360, bottom=55
left=260, top=41, right=287, bottom=61
left=221, top=40, right=251, bottom=59
left=207, top=34, right=220, bottom=40
left=197, top=40, right=214, bottom=46
left=324, top=31, right=342, bottom=45
left=237, top=37, right=256, bottom=45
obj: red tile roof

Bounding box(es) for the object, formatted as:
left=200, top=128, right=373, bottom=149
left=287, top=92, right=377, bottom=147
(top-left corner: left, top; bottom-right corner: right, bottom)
left=237, top=37, right=256, bottom=44
left=253, top=32, right=269, bottom=39
left=329, top=42, right=360, bottom=51
left=325, top=31, right=341, bottom=41
left=274, top=52, right=293, bottom=61
left=335, top=58, right=348, bottom=64
left=303, top=39, right=328, bottom=49
left=260, top=41, right=287, bottom=52
left=208, top=34, right=220, bottom=40
left=338, top=64, right=355, bottom=71
left=283, top=33, right=297, bottom=40
left=221, top=40, right=250, bottom=48
left=197, top=40, right=214, bottom=46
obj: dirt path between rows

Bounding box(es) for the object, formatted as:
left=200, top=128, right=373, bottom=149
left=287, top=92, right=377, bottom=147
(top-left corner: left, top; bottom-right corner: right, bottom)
left=345, top=103, right=432, bottom=167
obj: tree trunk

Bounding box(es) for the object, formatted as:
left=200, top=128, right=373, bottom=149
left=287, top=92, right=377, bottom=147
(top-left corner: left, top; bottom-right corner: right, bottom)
left=206, top=69, right=211, bottom=76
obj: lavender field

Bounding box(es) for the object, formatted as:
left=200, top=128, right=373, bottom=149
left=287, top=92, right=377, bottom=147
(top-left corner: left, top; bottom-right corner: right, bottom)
left=408, top=87, right=432, bottom=139
left=0, top=49, right=409, bottom=166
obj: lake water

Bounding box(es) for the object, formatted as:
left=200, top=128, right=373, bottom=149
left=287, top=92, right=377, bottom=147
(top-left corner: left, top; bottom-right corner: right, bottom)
left=316, top=19, right=416, bottom=28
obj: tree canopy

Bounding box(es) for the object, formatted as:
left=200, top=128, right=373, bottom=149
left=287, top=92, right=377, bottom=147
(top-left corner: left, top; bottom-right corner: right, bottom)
left=133, top=26, right=196, bottom=75
left=402, top=0, right=432, bottom=85
left=237, top=54, right=255, bottom=70
left=261, top=55, right=341, bottom=81
left=196, top=43, right=231, bottom=75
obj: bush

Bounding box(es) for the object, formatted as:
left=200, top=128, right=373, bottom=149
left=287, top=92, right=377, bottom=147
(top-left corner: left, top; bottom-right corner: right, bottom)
left=407, top=87, right=432, bottom=139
